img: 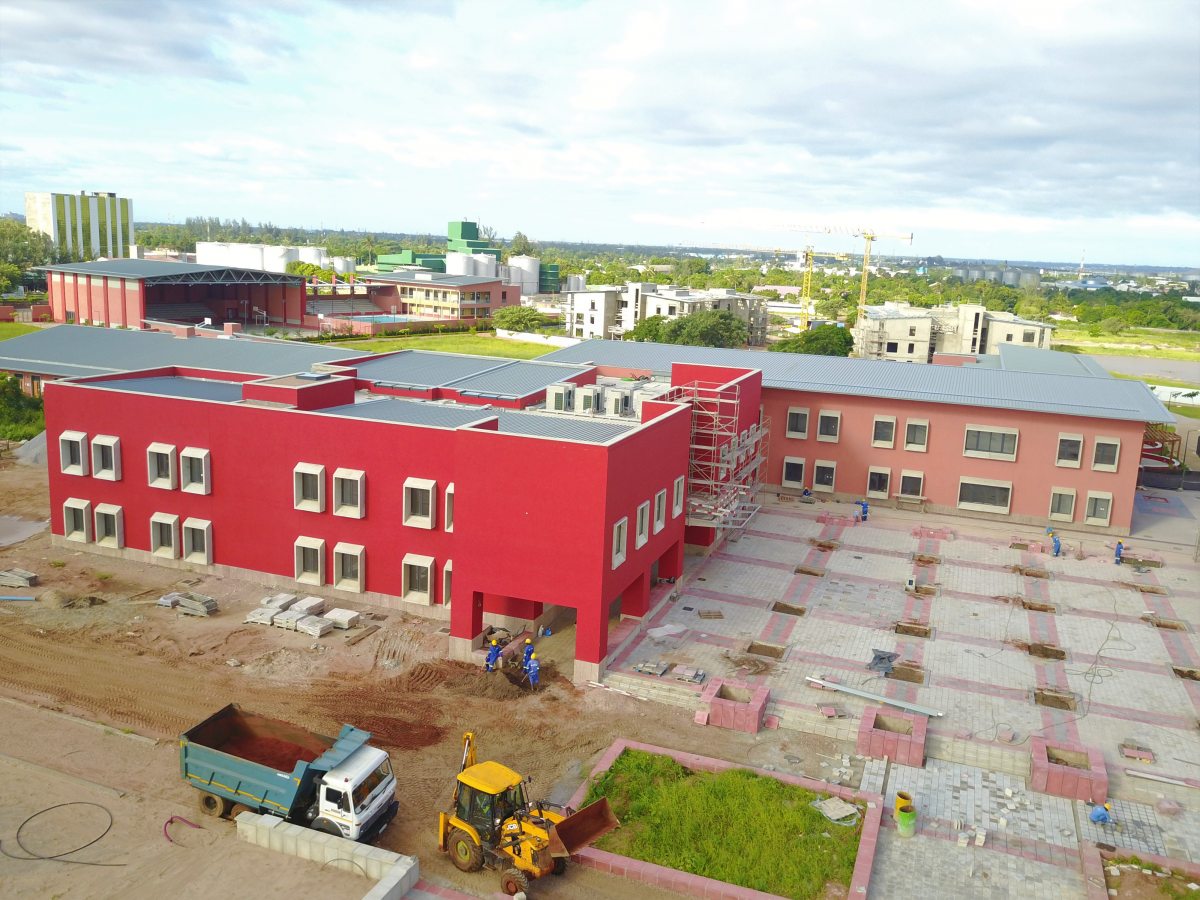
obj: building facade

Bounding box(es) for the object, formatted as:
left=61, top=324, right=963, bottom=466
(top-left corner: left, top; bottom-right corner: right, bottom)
left=25, top=191, right=135, bottom=261
left=564, top=282, right=768, bottom=344
left=853, top=302, right=1053, bottom=362
left=357, top=272, right=520, bottom=319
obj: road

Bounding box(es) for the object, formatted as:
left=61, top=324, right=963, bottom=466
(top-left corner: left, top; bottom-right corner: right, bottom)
left=1087, top=353, right=1200, bottom=384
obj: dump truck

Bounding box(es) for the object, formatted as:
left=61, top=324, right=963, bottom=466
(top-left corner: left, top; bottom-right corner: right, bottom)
left=181, top=704, right=399, bottom=843
left=438, top=732, right=619, bottom=895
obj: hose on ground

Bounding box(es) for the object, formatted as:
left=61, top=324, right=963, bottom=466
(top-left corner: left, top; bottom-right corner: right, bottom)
left=0, top=801, right=125, bottom=866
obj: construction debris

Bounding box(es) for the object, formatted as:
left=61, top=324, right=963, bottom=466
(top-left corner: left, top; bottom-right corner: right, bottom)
left=805, top=674, right=944, bottom=717
left=0, top=568, right=38, bottom=588
left=176, top=592, right=218, bottom=617
left=867, top=649, right=900, bottom=674
left=813, top=796, right=860, bottom=824
left=344, top=623, right=379, bottom=646
left=633, top=661, right=670, bottom=677
left=672, top=666, right=706, bottom=684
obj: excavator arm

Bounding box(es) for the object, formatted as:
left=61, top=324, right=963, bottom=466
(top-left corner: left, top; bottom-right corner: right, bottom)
left=460, top=732, right=477, bottom=772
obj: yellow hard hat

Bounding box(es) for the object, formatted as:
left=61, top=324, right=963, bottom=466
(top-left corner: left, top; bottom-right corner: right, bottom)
left=530, top=652, right=537, bottom=660
left=1104, top=802, right=1112, bottom=810
left=490, top=639, right=497, bottom=646
left=525, top=638, right=532, bottom=644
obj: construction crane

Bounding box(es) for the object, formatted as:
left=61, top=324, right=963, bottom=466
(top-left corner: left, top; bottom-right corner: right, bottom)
left=854, top=231, right=913, bottom=326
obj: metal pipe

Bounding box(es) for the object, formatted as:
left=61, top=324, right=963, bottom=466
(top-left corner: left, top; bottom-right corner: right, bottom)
left=1124, top=769, right=1194, bottom=788
left=805, top=675, right=944, bottom=717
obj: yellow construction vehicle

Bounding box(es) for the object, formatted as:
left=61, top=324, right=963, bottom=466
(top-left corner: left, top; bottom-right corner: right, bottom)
left=437, top=732, right=619, bottom=895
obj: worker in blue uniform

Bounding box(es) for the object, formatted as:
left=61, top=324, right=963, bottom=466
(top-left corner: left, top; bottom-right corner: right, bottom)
left=522, top=638, right=535, bottom=670
left=1115, top=541, right=1124, bottom=565
left=527, top=653, right=540, bottom=688
left=485, top=639, right=502, bottom=673
left=857, top=499, right=869, bottom=522
left=1051, top=532, right=1062, bottom=558
left=1089, top=802, right=1114, bottom=826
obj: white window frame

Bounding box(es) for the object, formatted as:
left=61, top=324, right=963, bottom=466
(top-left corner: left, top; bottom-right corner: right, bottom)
left=180, top=447, right=211, bottom=495
left=816, top=410, right=841, bottom=443
left=904, top=418, right=929, bottom=453
left=612, top=517, right=628, bottom=569
left=402, top=552, right=434, bottom=604
left=652, top=489, right=667, bottom=534
left=785, top=406, right=810, bottom=439
left=871, top=416, right=895, bottom=449
left=147, top=442, right=178, bottom=490
left=293, top=536, right=325, bottom=585
left=403, top=477, right=437, bottom=529
left=59, top=430, right=89, bottom=477
left=866, top=466, right=890, bottom=499
left=150, top=512, right=180, bottom=559
left=962, top=425, right=1019, bottom=462
left=898, top=470, right=925, bottom=499
left=94, top=503, right=124, bottom=549
left=333, top=542, right=365, bottom=592
left=635, top=500, right=650, bottom=549
left=781, top=456, right=806, bottom=489
left=293, top=463, right=325, bottom=513
left=1092, top=437, right=1121, bottom=473
left=672, top=476, right=685, bottom=517
left=812, top=459, right=836, bottom=493
left=90, top=435, right=121, bottom=481
left=1055, top=433, right=1083, bottom=469
left=1048, top=487, right=1076, bottom=523
left=1084, top=491, right=1113, bottom=527
left=63, top=498, right=92, bottom=542
left=957, top=477, right=1013, bottom=514
left=443, top=482, right=455, bottom=532
left=442, top=560, right=453, bottom=607
left=182, top=517, right=213, bottom=565
left=332, top=467, right=366, bottom=519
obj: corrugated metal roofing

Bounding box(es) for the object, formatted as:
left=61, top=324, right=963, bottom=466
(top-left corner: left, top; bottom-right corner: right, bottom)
left=350, top=351, right=504, bottom=388
left=39, top=259, right=301, bottom=282
left=445, top=361, right=591, bottom=397
left=538, top=340, right=1172, bottom=422
left=81, top=375, right=245, bottom=402
left=995, top=343, right=1110, bottom=377
left=492, top=411, right=637, bottom=443
left=320, top=398, right=494, bottom=429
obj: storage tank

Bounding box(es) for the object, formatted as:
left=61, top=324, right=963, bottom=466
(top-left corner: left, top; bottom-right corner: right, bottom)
left=510, top=255, right=540, bottom=294
left=261, top=245, right=298, bottom=273
left=195, top=242, right=228, bottom=266
left=298, top=246, right=327, bottom=267
left=229, top=243, right=264, bottom=270
left=331, top=256, right=355, bottom=274
left=445, top=252, right=474, bottom=276
left=566, top=274, right=586, bottom=292
left=471, top=253, right=497, bottom=278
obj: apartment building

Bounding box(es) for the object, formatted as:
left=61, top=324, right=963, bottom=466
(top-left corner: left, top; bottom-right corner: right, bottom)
left=853, top=302, right=1053, bottom=362
left=564, top=282, right=768, bottom=344
left=357, top=271, right=520, bottom=320
left=25, top=191, right=135, bottom=261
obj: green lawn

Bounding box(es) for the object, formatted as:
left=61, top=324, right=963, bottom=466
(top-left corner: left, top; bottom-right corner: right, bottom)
left=1055, top=344, right=1199, bottom=362
left=583, top=749, right=861, bottom=898
left=1052, top=327, right=1200, bottom=349
left=0, top=322, right=39, bottom=341
left=328, top=332, right=554, bottom=359
left=1112, top=372, right=1200, bottom=390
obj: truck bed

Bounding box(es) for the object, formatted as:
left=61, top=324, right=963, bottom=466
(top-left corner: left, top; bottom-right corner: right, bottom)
left=186, top=706, right=333, bottom=771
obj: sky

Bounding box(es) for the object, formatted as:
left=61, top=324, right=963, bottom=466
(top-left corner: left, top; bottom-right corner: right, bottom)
left=1, top=0, right=1198, bottom=267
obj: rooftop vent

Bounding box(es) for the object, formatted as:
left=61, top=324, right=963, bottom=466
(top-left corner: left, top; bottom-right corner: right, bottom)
left=297, top=372, right=331, bottom=381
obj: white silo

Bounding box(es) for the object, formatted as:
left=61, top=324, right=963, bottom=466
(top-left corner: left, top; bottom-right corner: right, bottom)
left=332, top=256, right=355, bottom=274
left=262, top=245, right=298, bottom=273
left=195, top=242, right=227, bottom=266
left=510, top=255, right=540, bottom=295
left=298, top=246, right=328, bottom=267
left=445, top=252, right=474, bottom=276
left=471, top=253, right=497, bottom=277
left=566, top=274, right=586, bottom=292
left=229, top=243, right=264, bottom=270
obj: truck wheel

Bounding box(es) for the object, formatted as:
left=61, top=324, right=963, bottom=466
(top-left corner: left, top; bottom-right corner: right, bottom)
left=448, top=828, right=483, bottom=872
left=553, top=856, right=567, bottom=875
left=500, top=867, right=530, bottom=896
left=228, top=803, right=252, bottom=821
left=198, top=792, right=230, bottom=818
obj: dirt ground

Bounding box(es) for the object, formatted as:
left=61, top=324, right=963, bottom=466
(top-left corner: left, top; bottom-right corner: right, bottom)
left=0, top=456, right=844, bottom=899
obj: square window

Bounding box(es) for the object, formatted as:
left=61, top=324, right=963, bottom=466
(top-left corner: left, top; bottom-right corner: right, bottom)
left=1092, top=438, right=1120, bottom=472
left=635, top=501, right=650, bottom=548
left=672, top=476, right=685, bottom=517
left=653, top=489, right=667, bottom=534
left=612, top=517, right=628, bottom=569
left=872, top=416, right=895, bottom=448
left=333, top=468, right=366, bottom=518
left=886, top=341, right=898, bottom=353
left=402, top=553, right=434, bottom=604
left=59, top=431, right=88, bottom=476
left=1023, top=330, right=1036, bottom=343
left=333, top=542, right=365, bottom=592
left=1056, top=434, right=1083, bottom=468
left=91, top=435, right=121, bottom=481
left=63, top=498, right=92, bottom=542
left=150, top=512, right=180, bottom=558
left=781, top=456, right=805, bottom=488
left=403, top=477, right=436, bottom=529
left=904, top=420, right=929, bottom=452
left=293, top=536, right=325, bottom=585
left=817, top=411, right=840, bottom=443
left=963, top=426, right=1018, bottom=461
left=1049, top=488, right=1075, bottom=522
left=1084, top=492, right=1112, bottom=526
left=180, top=447, right=211, bottom=495
left=293, top=463, right=325, bottom=512
left=147, top=442, right=178, bottom=490
left=94, top=503, right=123, bottom=549
left=182, top=517, right=212, bottom=565
left=785, top=407, right=809, bottom=439
left=444, top=483, right=455, bottom=532
left=899, top=471, right=925, bottom=498
left=957, top=478, right=1012, bottom=514
left=813, top=460, right=836, bottom=492
left=867, top=468, right=890, bottom=499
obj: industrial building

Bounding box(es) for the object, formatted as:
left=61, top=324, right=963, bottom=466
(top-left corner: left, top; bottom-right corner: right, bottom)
left=194, top=242, right=355, bottom=275
left=564, top=282, right=769, bottom=344
left=25, top=190, right=135, bottom=261
left=376, top=222, right=561, bottom=293
left=852, top=302, right=1054, bottom=362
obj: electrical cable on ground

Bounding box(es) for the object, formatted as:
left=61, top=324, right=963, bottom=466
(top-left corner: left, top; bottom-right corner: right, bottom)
left=0, top=801, right=124, bottom=866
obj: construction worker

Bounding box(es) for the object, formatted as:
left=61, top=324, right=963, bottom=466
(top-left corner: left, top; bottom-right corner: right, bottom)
left=526, top=652, right=540, bottom=689
left=1089, top=802, right=1114, bottom=826
left=1051, top=532, right=1062, bottom=558
left=1115, top=541, right=1124, bottom=566
left=858, top=499, right=869, bottom=522
left=522, top=638, right=535, bottom=671
left=485, top=639, right=502, bottom=673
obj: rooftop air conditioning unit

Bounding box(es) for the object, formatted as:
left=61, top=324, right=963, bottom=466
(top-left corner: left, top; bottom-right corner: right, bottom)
left=604, top=391, right=625, bottom=416
left=575, top=385, right=604, bottom=415
left=546, top=383, right=575, bottom=413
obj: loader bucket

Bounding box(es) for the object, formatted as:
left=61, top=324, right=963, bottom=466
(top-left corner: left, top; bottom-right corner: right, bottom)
left=547, top=798, right=620, bottom=858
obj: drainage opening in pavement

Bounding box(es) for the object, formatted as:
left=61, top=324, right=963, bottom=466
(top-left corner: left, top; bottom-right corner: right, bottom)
left=1010, top=541, right=1029, bottom=550
left=1034, top=688, right=1077, bottom=711
left=770, top=601, right=806, bottom=617
left=1021, top=599, right=1056, bottom=613
left=794, top=564, right=825, bottom=576
left=886, top=662, right=926, bottom=684
left=1173, top=666, right=1200, bottom=682
left=808, top=538, right=840, bottom=551
left=1124, top=582, right=1167, bottom=595
left=1147, top=616, right=1188, bottom=631
left=1010, top=564, right=1049, bottom=578
left=894, top=621, right=932, bottom=638
left=913, top=553, right=941, bottom=567
left=1045, top=747, right=1090, bottom=769
left=874, top=714, right=914, bottom=736
left=747, top=641, right=786, bottom=659
left=1028, top=642, right=1067, bottom=661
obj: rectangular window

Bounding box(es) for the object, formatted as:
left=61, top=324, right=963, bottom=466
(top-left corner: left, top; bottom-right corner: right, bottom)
left=293, top=463, right=325, bottom=512
left=886, top=341, right=898, bottom=353
left=785, top=407, right=809, bottom=439
left=909, top=326, right=917, bottom=337
left=442, top=561, right=452, bottom=607
left=872, top=416, right=895, bottom=448
left=333, top=542, right=365, bottom=592
left=94, top=503, right=123, bottom=549
left=612, top=517, right=628, bottom=569
left=182, top=517, right=212, bottom=565
left=817, top=411, right=840, bottom=443
left=90, top=435, right=121, bottom=481
left=672, top=476, right=685, bottom=517
left=635, top=501, right=650, bottom=548
left=333, top=468, right=366, bottom=519
left=147, top=442, right=178, bottom=490
left=1092, top=438, right=1120, bottom=472
left=899, top=471, right=925, bottom=498
left=293, top=536, right=325, bottom=585
left=653, top=489, right=667, bottom=534
left=813, top=460, right=836, bottom=493
left=781, top=456, right=805, bottom=488
left=1049, top=488, right=1076, bottom=522
left=867, top=467, right=890, bottom=499
left=59, top=431, right=88, bottom=476
left=403, top=477, right=436, bottom=528
left=963, top=426, right=1018, bottom=461
left=150, top=512, right=180, bottom=559
left=402, top=553, right=433, bottom=604
left=1023, top=330, right=1036, bottom=343
left=957, top=478, right=1012, bottom=513
left=180, top=447, right=211, bottom=495
left=444, top=482, right=455, bottom=532
left=907, top=343, right=915, bottom=354
left=1084, top=492, right=1113, bottom=527
left=1056, top=434, right=1083, bottom=468
left=904, top=420, right=929, bottom=452
left=63, top=498, right=92, bottom=542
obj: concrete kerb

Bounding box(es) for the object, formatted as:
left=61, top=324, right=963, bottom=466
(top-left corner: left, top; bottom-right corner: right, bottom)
left=567, top=738, right=884, bottom=899
left=1080, top=840, right=1200, bottom=900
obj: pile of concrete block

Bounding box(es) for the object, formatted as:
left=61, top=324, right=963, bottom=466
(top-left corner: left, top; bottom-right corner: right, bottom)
left=176, top=592, right=219, bottom=617
left=244, top=607, right=278, bottom=625
left=263, top=593, right=298, bottom=611
left=297, top=616, right=333, bottom=637
left=272, top=609, right=306, bottom=630
left=293, top=596, right=326, bottom=615
left=325, top=608, right=361, bottom=630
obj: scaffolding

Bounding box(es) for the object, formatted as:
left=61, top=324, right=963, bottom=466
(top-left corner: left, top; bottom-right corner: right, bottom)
left=662, top=380, right=769, bottom=531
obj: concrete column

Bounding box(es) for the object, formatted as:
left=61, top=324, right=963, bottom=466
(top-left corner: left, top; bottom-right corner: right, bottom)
left=620, top=570, right=651, bottom=619
left=658, top=538, right=684, bottom=579
left=449, top=589, right=485, bottom=662
left=573, top=597, right=609, bottom=683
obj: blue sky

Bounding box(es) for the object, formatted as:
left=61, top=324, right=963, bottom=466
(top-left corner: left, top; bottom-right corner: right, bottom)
left=1, top=0, right=1197, bottom=266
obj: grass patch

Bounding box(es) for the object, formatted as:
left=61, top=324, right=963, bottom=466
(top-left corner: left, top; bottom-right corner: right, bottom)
left=1054, top=343, right=1199, bottom=362
left=329, top=332, right=554, bottom=359
left=1053, top=327, right=1200, bottom=351
left=1111, top=372, right=1200, bottom=390
left=0, top=374, right=44, bottom=440
left=0, top=322, right=39, bottom=341
left=583, top=749, right=860, bottom=898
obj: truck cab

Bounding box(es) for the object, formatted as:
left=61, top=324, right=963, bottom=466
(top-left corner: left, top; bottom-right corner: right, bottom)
left=316, top=746, right=398, bottom=842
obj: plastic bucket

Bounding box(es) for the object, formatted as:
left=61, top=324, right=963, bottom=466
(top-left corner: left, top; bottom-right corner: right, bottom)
left=895, top=791, right=913, bottom=817
left=896, top=804, right=917, bottom=838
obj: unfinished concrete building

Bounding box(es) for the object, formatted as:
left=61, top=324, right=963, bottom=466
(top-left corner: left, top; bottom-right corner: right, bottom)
left=853, top=302, right=1053, bottom=362
left=564, top=282, right=768, bottom=345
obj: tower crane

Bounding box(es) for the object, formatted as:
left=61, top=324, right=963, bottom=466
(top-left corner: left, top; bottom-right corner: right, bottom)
left=854, top=231, right=913, bottom=326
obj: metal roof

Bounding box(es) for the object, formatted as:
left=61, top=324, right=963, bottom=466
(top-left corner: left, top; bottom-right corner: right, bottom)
left=445, top=361, right=591, bottom=398
left=347, top=350, right=588, bottom=397
left=493, top=410, right=637, bottom=443
left=994, top=343, right=1109, bottom=377
left=321, top=398, right=497, bottom=429
left=539, top=340, right=1172, bottom=422
left=359, top=272, right=499, bottom=287
left=38, top=259, right=303, bottom=284
left=78, top=375, right=245, bottom=403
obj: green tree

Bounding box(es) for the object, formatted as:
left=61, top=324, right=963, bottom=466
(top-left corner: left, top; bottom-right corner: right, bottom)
left=0, top=262, right=21, bottom=294
left=0, top=220, right=57, bottom=270
left=509, top=231, right=535, bottom=256
left=770, top=324, right=854, bottom=357
left=628, top=315, right=667, bottom=342
left=0, top=374, right=44, bottom=440
left=660, top=310, right=748, bottom=348
left=491, top=305, right=544, bottom=332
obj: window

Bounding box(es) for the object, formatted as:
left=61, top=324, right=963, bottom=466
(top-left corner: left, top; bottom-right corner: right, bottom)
left=1092, top=438, right=1120, bottom=472
left=1049, top=488, right=1076, bottom=522
left=634, top=501, right=650, bottom=548
left=150, top=512, right=180, bottom=558
left=402, top=553, right=434, bottom=604
left=672, top=476, right=685, bottom=517
left=781, top=456, right=805, bottom=488
left=94, top=503, right=123, bottom=549
left=1084, top=492, right=1113, bottom=527
left=59, top=431, right=88, bottom=476
left=899, top=471, right=925, bottom=498
left=146, top=443, right=177, bottom=490
left=1056, top=434, right=1083, bottom=468
left=813, top=460, right=836, bottom=493
left=180, top=447, right=211, bottom=495
left=403, top=477, right=436, bottom=529
left=872, top=416, right=895, bottom=449
left=653, top=489, right=667, bottom=534
left=63, top=498, right=92, bottom=542
left=293, top=463, right=325, bottom=512
left=333, top=542, right=365, bottom=592
left=957, top=478, right=1012, bottom=513
left=91, top=435, right=121, bottom=481
left=907, top=343, right=916, bottom=354
left=333, top=468, right=365, bottom=519
left=182, top=517, right=212, bottom=565
left=817, top=411, right=840, bottom=443
left=867, top=467, right=890, bottom=499
left=1023, top=330, right=1036, bottom=343
left=963, top=426, right=1018, bottom=461
left=612, top=517, right=628, bottom=569
left=785, top=407, right=809, bottom=439
left=293, top=536, right=325, bottom=585
left=904, top=420, right=929, bottom=452
left=886, top=341, right=898, bottom=353
left=908, top=326, right=917, bottom=337
left=443, top=482, right=454, bottom=532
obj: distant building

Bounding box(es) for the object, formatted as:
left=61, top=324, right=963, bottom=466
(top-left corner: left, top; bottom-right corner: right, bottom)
left=356, top=270, right=520, bottom=320
left=853, top=302, right=1053, bottom=362
left=194, top=242, right=355, bottom=275
left=376, top=221, right=560, bottom=293
left=564, top=282, right=768, bottom=345
left=25, top=191, right=135, bottom=261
